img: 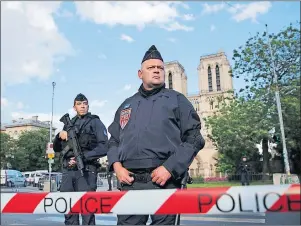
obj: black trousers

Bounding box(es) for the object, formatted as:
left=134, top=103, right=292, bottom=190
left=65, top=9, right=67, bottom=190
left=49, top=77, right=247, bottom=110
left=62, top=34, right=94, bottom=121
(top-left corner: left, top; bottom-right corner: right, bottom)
left=60, top=167, right=97, bottom=225
left=117, top=173, right=181, bottom=225
left=241, top=173, right=250, bottom=186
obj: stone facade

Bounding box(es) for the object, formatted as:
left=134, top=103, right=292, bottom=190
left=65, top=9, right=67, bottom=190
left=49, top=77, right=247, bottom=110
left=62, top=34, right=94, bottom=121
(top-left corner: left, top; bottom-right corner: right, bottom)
left=164, top=51, right=234, bottom=178
left=1, top=116, right=56, bottom=140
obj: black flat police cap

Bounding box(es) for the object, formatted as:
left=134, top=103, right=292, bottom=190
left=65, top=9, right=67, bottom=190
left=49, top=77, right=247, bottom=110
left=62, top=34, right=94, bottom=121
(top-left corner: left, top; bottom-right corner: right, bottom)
left=141, top=45, right=164, bottom=64
left=74, top=93, right=88, bottom=104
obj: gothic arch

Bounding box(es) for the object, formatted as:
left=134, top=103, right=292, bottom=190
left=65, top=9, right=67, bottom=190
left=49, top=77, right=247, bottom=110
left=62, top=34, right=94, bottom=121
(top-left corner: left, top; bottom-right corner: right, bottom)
left=216, top=64, right=221, bottom=91
left=208, top=66, right=213, bottom=92
left=168, top=72, right=173, bottom=89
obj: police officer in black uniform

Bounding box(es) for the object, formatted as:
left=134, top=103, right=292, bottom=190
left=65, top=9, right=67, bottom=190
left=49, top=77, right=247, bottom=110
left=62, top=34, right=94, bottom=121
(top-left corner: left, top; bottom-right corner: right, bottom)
left=239, top=156, right=250, bottom=186
left=107, top=45, right=205, bottom=225
left=53, top=93, right=109, bottom=225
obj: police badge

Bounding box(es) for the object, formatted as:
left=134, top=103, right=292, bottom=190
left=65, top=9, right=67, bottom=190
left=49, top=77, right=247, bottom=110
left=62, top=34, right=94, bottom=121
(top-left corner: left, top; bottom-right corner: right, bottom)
left=120, top=108, right=131, bottom=129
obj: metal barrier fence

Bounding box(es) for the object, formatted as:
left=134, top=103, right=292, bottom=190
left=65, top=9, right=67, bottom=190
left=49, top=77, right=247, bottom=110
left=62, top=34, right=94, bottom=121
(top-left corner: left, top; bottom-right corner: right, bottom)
left=191, top=173, right=273, bottom=184
left=97, top=173, right=119, bottom=189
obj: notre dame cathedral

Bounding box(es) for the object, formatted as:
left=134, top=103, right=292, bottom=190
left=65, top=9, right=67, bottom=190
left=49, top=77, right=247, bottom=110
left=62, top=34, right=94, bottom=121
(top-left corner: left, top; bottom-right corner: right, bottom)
left=164, top=51, right=234, bottom=178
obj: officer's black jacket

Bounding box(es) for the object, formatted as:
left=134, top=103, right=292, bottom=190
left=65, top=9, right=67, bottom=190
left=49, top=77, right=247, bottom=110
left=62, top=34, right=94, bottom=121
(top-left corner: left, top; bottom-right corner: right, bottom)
left=107, top=84, right=205, bottom=180
left=53, top=113, right=109, bottom=163
left=238, top=162, right=250, bottom=174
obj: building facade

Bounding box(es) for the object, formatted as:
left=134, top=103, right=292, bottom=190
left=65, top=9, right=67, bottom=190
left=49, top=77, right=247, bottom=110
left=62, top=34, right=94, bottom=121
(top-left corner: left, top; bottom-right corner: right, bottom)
left=1, top=116, right=56, bottom=140
left=164, top=51, right=234, bottom=178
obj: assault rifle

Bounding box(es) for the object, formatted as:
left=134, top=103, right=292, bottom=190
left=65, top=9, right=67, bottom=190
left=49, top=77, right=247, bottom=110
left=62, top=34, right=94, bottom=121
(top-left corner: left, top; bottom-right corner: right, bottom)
left=60, top=113, right=85, bottom=176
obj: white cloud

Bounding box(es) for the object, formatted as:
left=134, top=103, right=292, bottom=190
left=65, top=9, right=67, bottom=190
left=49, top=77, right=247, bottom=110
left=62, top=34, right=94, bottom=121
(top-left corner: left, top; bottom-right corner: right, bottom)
left=90, top=100, right=108, bottom=108
left=67, top=108, right=77, bottom=118
left=5, top=98, right=114, bottom=136
left=167, top=38, right=177, bottom=43
left=162, top=22, right=194, bottom=32
left=231, top=2, right=272, bottom=23
left=201, top=2, right=272, bottom=23
left=120, top=34, right=134, bottom=43
left=201, top=2, right=225, bottom=15
left=75, top=1, right=193, bottom=32
left=16, top=102, right=24, bottom=109
left=123, top=84, right=132, bottom=91
left=1, top=98, right=9, bottom=108
left=210, top=24, right=216, bottom=32
left=1, top=97, right=27, bottom=110
left=56, top=9, right=73, bottom=18
left=1, top=2, right=74, bottom=87
left=182, top=14, right=195, bottom=21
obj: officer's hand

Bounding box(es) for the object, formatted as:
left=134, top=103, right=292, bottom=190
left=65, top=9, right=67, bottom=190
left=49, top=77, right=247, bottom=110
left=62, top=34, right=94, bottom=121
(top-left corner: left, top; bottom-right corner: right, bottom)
left=68, top=157, right=76, bottom=166
left=151, top=166, right=171, bottom=187
left=113, top=163, right=134, bottom=185
left=59, top=131, right=68, bottom=140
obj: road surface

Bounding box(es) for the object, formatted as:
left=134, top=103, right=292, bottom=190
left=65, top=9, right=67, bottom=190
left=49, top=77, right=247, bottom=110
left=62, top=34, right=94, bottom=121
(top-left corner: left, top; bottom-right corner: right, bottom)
left=1, top=185, right=300, bottom=225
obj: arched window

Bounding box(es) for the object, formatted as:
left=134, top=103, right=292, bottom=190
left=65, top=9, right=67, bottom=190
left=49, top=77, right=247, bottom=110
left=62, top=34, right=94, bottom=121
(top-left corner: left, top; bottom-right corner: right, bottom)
left=168, top=72, right=173, bottom=89
left=216, top=65, right=221, bottom=91
left=208, top=66, right=213, bottom=92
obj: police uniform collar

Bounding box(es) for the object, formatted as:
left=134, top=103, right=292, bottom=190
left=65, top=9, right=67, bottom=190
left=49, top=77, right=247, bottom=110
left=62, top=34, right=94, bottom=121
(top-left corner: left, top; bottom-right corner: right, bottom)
left=138, top=83, right=165, bottom=98
left=77, top=112, right=92, bottom=119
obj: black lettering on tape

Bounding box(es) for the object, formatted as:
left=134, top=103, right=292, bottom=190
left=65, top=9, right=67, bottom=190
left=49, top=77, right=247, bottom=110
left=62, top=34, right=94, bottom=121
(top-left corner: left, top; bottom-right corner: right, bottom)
left=263, top=192, right=282, bottom=212
left=55, top=197, right=67, bottom=214
left=69, top=198, right=80, bottom=214
left=197, top=194, right=212, bottom=212
left=255, top=193, right=260, bottom=212
left=85, top=197, right=98, bottom=214
left=44, top=197, right=53, bottom=213
left=238, top=194, right=253, bottom=212
left=287, top=195, right=301, bottom=211
left=216, top=193, right=235, bottom=213
left=100, top=197, right=112, bottom=213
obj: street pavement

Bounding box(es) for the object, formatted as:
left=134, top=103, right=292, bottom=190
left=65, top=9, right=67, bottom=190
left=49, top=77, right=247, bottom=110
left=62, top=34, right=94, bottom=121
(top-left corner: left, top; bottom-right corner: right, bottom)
left=1, top=183, right=300, bottom=225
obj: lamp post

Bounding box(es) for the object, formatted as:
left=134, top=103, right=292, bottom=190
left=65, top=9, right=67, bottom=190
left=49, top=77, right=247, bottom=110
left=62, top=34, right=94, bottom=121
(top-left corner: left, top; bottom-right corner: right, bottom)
left=50, top=82, right=56, bottom=142
left=49, top=82, right=56, bottom=191
left=265, top=24, right=290, bottom=175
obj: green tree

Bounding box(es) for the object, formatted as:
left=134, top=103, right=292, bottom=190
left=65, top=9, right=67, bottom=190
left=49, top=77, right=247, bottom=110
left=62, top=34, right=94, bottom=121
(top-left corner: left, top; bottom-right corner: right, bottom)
left=0, top=133, right=16, bottom=169
left=13, top=129, right=61, bottom=172
left=205, top=97, right=273, bottom=173
left=231, top=22, right=300, bottom=93
left=231, top=22, right=300, bottom=174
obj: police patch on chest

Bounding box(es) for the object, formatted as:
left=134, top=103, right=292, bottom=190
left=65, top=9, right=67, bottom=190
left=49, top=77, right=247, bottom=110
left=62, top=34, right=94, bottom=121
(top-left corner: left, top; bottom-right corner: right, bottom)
left=120, top=108, right=132, bottom=129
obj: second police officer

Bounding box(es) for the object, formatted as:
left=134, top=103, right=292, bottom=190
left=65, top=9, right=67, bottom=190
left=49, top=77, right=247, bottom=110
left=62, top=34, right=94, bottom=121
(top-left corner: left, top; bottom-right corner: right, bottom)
left=53, top=93, right=109, bottom=225
left=107, top=45, right=206, bottom=225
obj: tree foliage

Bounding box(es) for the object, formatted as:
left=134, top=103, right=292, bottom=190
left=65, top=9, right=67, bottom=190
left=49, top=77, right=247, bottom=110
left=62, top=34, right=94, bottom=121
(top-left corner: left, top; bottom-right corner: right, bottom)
left=232, top=22, right=300, bottom=93
left=1, top=129, right=61, bottom=172
left=206, top=22, right=300, bottom=174
left=0, top=133, right=16, bottom=169
left=205, top=97, right=273, bottom=173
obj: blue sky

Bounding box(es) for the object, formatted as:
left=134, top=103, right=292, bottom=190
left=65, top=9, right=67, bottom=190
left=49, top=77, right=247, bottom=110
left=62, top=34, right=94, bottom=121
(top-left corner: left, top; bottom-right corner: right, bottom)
left=1, top=1, right=300, bottom=132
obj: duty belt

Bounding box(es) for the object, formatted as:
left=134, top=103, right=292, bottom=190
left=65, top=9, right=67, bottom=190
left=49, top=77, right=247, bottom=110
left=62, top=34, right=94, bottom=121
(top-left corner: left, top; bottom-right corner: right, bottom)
left=131, top=172, right=152, bottom=183
left=128, top=169, right=155, bottom=183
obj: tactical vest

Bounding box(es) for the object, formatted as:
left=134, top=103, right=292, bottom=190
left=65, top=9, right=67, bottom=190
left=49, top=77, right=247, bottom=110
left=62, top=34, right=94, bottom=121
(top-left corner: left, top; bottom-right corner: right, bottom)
left=74, top=114, right=99, bottom=153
